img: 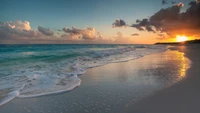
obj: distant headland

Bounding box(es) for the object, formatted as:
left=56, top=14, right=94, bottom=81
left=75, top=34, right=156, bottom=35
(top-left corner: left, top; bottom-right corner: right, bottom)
left=155, top=39, right=200, bottom=45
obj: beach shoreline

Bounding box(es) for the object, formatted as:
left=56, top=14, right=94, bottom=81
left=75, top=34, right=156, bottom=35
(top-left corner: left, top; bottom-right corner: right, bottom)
left=0, top=45, right=196, bottom=113
left=125, top=45, right=200, bottom=113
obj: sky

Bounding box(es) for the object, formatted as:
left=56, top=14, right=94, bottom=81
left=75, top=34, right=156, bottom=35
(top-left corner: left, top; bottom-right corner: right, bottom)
left=0, top=0, right=199, bottom=44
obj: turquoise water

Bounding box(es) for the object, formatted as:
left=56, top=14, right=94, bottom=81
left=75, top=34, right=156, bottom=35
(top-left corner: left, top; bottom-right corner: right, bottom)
left=0, top=44, right=166, bottom=106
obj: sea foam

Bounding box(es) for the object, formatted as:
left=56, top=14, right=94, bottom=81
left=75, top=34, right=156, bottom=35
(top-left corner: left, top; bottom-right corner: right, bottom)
left=0, top=84, right=25, bottom=106
left=0, top=44, right=167, bottom=106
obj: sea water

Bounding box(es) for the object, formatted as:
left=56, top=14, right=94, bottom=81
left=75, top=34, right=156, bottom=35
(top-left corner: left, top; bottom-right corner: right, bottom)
left=0, top=44, right=167, bottom=106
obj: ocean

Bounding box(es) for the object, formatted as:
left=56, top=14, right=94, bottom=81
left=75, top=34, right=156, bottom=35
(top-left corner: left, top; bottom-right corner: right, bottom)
left=0, top=44, right=167, bottom=106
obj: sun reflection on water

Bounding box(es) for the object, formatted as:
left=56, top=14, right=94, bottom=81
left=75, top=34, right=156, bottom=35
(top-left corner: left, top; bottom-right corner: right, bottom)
left=178, top=52, right=190, bottom=78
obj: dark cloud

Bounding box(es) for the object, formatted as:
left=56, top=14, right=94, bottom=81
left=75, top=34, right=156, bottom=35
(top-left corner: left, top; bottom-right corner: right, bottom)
left=136, top=19, right=141, bottom=23
left=162, top=0, right=167, bottom=5
left=38, top=26, right=54, bottom=36
left=60, top=34, right=68, bottom=38
left=162, top=0, right=177, bottom=5
left=131, top=33, right=139, bottom=36
left=146, top=25, right=156, bottom=33
left=63, top=27, right=81, bottom=35
left=156, top=33, right=168, bottom=40
left=131, top=1, right=200, bottom=39
left=63, top=27, right=97, bottom=40
left=131, top=19, right=157, bottom=32
left=150, top=3, right=184, bottom=22
left=138, top=19, right=149, bottom=26
left=172, top=1, right=176, bottom=4
left=112, top=19, right=126, bottom=27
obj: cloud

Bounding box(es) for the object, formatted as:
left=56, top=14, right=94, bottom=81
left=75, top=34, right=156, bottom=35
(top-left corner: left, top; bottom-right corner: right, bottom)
left=63, top=26, right=81, bottom=35
left=172, top=1, right=176, bottom=4
left=112, top=32, right=135, bottom=44
left=61, top=27, right=114, bottom=43
left=97, top=31, right=103, bottom=39
left=38, top=26, right=54, bottom=36
left=131, top=1, right=200, bottom=39
left=112, top=19, right=126, bottom=27
left=150, top=2, right=184, bottom=23
left=162, top=0, right=177, bottom=5
left=131, top=18, right=156, bottom=32
left=162, top=0, right=167, bottom=5
left=0, top=21, right=111, bottom=44
left=5, top=20, right=31, bottom=30
left=60, top=34, right=69, bottom=38
left=63, top=27, right=97, bottom=40
left=116, top=32, right=123, bottom=38
left=60, top=33, right=81, bottom=41
left=131, top=33, right=139, bottom=36
left=156, top=33, right=168, bottom=40
left=0, top=20, right=40, bottom=40
left=82, top=27, right=96, bottom=40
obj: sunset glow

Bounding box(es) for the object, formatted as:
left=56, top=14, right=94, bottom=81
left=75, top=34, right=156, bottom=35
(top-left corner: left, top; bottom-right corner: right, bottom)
left=176, top=35, right=188, bottom=42
left=0, top=0, right=200, bottom=44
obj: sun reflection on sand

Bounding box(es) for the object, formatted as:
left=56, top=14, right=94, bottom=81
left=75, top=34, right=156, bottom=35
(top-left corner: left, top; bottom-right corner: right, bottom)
left=178, top=52, right=191, bottom=79
left=86, top=49, right=191, bottom=89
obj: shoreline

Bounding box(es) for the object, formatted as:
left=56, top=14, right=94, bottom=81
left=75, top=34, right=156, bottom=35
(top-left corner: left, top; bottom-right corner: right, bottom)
left=0, top=47, right=193, bottom=113
left=125, top=45, right=200, bottom=113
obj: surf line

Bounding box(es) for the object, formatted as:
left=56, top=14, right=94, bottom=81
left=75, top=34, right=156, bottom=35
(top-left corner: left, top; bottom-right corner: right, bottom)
left=0, top=84, right=25, bottom=106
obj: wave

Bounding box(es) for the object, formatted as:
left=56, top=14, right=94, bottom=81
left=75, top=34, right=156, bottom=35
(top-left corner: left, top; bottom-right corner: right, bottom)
left=0, top=84, right=25, bottom=106
left=18, top=75, right=81, bottom=98
left=0, top=45, right=167, bottom=106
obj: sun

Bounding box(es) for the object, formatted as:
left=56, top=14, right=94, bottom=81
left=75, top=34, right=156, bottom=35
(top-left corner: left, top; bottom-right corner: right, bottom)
left=176, top=35, right=188, bottom=42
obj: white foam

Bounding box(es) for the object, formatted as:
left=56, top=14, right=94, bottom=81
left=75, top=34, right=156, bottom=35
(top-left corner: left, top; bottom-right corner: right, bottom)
left=0, top=90, right=20, bottom=106
left=18, top=75, right=81, bottom=98
left=76, top=46, right=167, bottom=69
left=0, top=84, right=25, bottom=106
left=0, top=45, right=167, bottom=105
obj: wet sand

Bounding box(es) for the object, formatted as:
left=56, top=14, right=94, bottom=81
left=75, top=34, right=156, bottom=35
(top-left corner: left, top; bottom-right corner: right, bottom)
left=125, top=45, right=200, bottom=113
left=0, top=48, right=192, bottom=113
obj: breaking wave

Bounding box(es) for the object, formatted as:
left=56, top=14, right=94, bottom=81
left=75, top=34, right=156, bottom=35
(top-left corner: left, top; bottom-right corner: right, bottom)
left=0, top=44, right=167, bottom=106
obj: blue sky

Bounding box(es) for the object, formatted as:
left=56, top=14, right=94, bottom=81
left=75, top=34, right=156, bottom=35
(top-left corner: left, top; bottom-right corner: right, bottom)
left=1, top=0, right=161, bottom=28
left=0, top=0, right=198, bottom=44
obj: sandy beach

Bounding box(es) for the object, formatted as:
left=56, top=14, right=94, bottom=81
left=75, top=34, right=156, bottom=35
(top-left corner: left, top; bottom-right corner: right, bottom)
left=125, top=45, right=200, bottom=113
left=2, top=0, right=200, bottom=112
left=0, top=45, right=197, bottom=113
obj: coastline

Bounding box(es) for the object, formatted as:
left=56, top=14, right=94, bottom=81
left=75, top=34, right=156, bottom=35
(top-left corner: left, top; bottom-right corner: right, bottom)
left=0, top=47, right=193, bottom=113
left=125, top=45, right=200, bottom=113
